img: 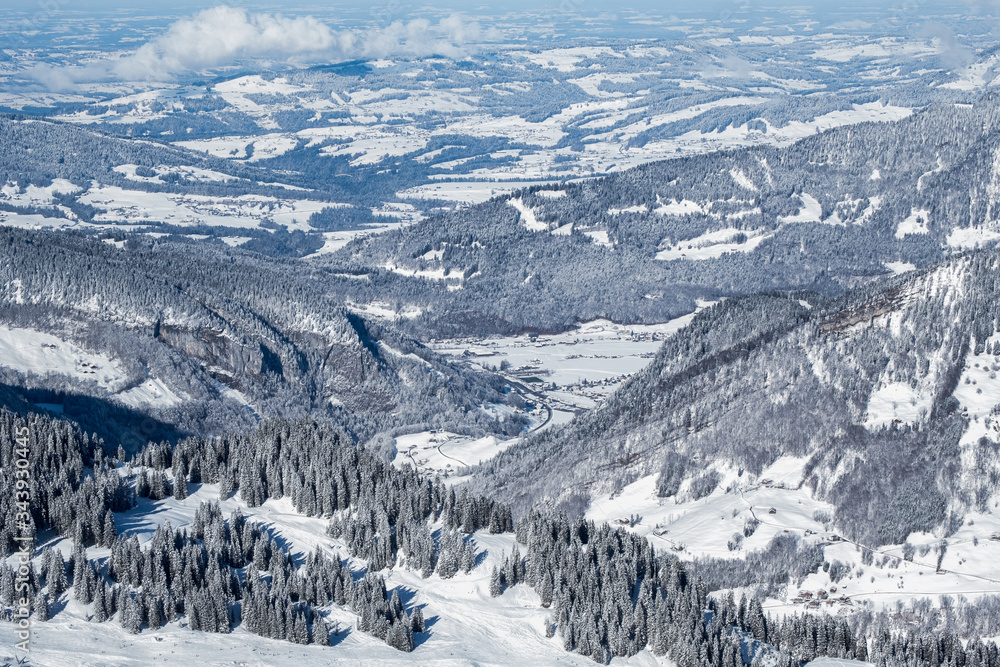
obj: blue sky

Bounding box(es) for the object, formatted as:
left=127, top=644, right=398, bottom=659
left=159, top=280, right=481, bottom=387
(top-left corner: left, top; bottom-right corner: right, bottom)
left=0, top=0, right=984, bottom=11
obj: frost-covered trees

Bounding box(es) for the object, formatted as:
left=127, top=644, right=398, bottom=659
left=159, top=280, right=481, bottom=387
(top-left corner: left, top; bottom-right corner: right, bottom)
left=5, top=389, right=1000, bottom=663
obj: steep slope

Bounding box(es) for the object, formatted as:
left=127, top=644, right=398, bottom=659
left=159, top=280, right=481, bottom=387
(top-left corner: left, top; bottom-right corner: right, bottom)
left=331, top=95, right=1000, bottom=336
left=0, top=228, right=522, bottom=450
left=476, top=251, right=1000, bottom=547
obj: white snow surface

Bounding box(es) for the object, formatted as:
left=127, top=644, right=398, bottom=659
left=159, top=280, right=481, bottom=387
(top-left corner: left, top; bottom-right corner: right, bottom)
left=730, top=168, right=758, bottom=192
left=0, top=325, right=187, bottom=409
left=586, top=455, right=1000, bottom=619
left=895, top=209, right=930, bottom=238
left=779, top=193, right=823, bottom=224
left=14, top=480, right=667, bottom=667
left=508, top=197, right=547, bottom=231
left=586, top=458, right=833, bottom=562
left=654, top=198, right=705, bottom=216
left=78, top=185, right=333, bottom=232
left=947, top=225, right=1000, bottom=249
left=116, top=377, right=184, bottom=409
left=398, top=181, right=560, bottom=204
left=656, top=228, right=771, bottom=261
left=583, top=229, right=612, bottom=246
left=0, top=325, right=125, bottom=389
left=884, top=261, right=916, bottom=275
left=954, top=332, right=1000, bottom=454
left=864, top=382, right=932, bottom=429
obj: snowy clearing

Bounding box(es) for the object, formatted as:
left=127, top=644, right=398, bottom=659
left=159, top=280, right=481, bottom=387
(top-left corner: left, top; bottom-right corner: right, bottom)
left=947, top=225, right=1000, bottom=249
left=116, top=377, right=184, bottom=409
left=864, top=382, right=932, bottom=429
left=398, top=181, right=559, bottom=205
left=0, top=325, right=125, bottom=390
left=656, top=228, right=771, bottom=261
left=780, top=194, right=823, bottom=224
left=78, top=185, right=334, bottom=232
left=884, top=261, right=916, bottom=275
left=508, top=197, right=547, bottom=231
left=895, top=209, right=930, bottom=238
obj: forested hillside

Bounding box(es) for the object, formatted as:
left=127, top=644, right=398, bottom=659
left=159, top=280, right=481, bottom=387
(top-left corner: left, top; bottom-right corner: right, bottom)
left=331, top=96, right=1000, bottom=336
left=0, top=228, right=523, bottom=451
left=476, top=250, right=1000, bottom=548
left=3, top=409, right=1000, bottom=665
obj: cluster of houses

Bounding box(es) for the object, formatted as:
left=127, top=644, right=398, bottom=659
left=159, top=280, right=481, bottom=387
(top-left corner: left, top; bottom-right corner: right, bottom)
left=792, top=588, right=853, bottom=608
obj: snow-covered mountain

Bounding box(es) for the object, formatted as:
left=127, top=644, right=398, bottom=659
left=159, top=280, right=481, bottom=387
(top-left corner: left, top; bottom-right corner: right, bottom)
left=333, top=95, right=1000, bottom=336
left=0, top=228, right=522, bottom=451
left=8, top=6, right=1000, bottom=663
left=477, top=250, right=1000, bottom=551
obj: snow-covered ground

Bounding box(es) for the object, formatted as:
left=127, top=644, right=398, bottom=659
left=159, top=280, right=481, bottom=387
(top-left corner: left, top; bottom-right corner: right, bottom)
left=779, top=194, right=823, bottom=224
left=947, top=225, right=1000, bottom=250
left=0, top=325, right=188, bottom=409
left=863, top=381, right=932, bottom=429
left=656, top=228, right=771, bottom=261
left=884, top=261, right=916, bottom=275
left=398, top=181, right=562, bottom=205
left=392, top=430, right=520, bottom=481
left=586, top=453, right=1000, bottom=619
left=0, top=325, right=125, bottom=390
left=8, top=479, right=667, bottom=667
left=895, top=209, right=930, bottom=238
left=78, top=185, right=334, bottom=232
left=432, top=309, right=712, bottom=416
left=586, top=458, right=834, bottom=563
left=305, top=220, right=407, bottom=256
left=508, top=197, right=547, bottom=231
left=116, top=377, right=184, bottom=409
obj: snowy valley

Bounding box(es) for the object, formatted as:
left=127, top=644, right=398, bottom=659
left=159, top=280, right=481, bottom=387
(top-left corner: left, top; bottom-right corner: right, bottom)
left=3, top=2, right=1000, bottom=667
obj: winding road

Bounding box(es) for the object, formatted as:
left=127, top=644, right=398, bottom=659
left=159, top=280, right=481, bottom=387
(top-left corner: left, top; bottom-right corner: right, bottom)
left=431, top=374, right=556, bottom=469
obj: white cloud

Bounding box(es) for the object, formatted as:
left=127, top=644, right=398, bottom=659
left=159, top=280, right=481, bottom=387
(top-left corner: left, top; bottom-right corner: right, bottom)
left=32, top=6, right=496, bottom=87
left=113, top=7, right=353, bottom=79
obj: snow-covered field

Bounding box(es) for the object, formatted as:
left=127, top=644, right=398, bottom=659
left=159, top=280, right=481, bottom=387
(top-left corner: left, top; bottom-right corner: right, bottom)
left=864, top=382, right=933, bottom=429
left=432, top=310, right=712, bottom=416
left=398, top=181, right=561, bottom=205
left=586, top=454, right=1000, bottom=619
left=392, top=430, right=519, bottom=481
left=78, top=185, right=333, bottom=232
left=306, top=220, right=408, bottom=256
left=0, top=325, right=125, bottom=390
left=656, top=228, right=771, bottom=262
left=0, top=325, right=188, bottom=410
left=117, top=377, right=184, bottom=409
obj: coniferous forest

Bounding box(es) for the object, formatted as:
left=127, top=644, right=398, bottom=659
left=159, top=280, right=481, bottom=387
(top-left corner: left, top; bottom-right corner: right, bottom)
left=3, top=406, right=1000, bottom=665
